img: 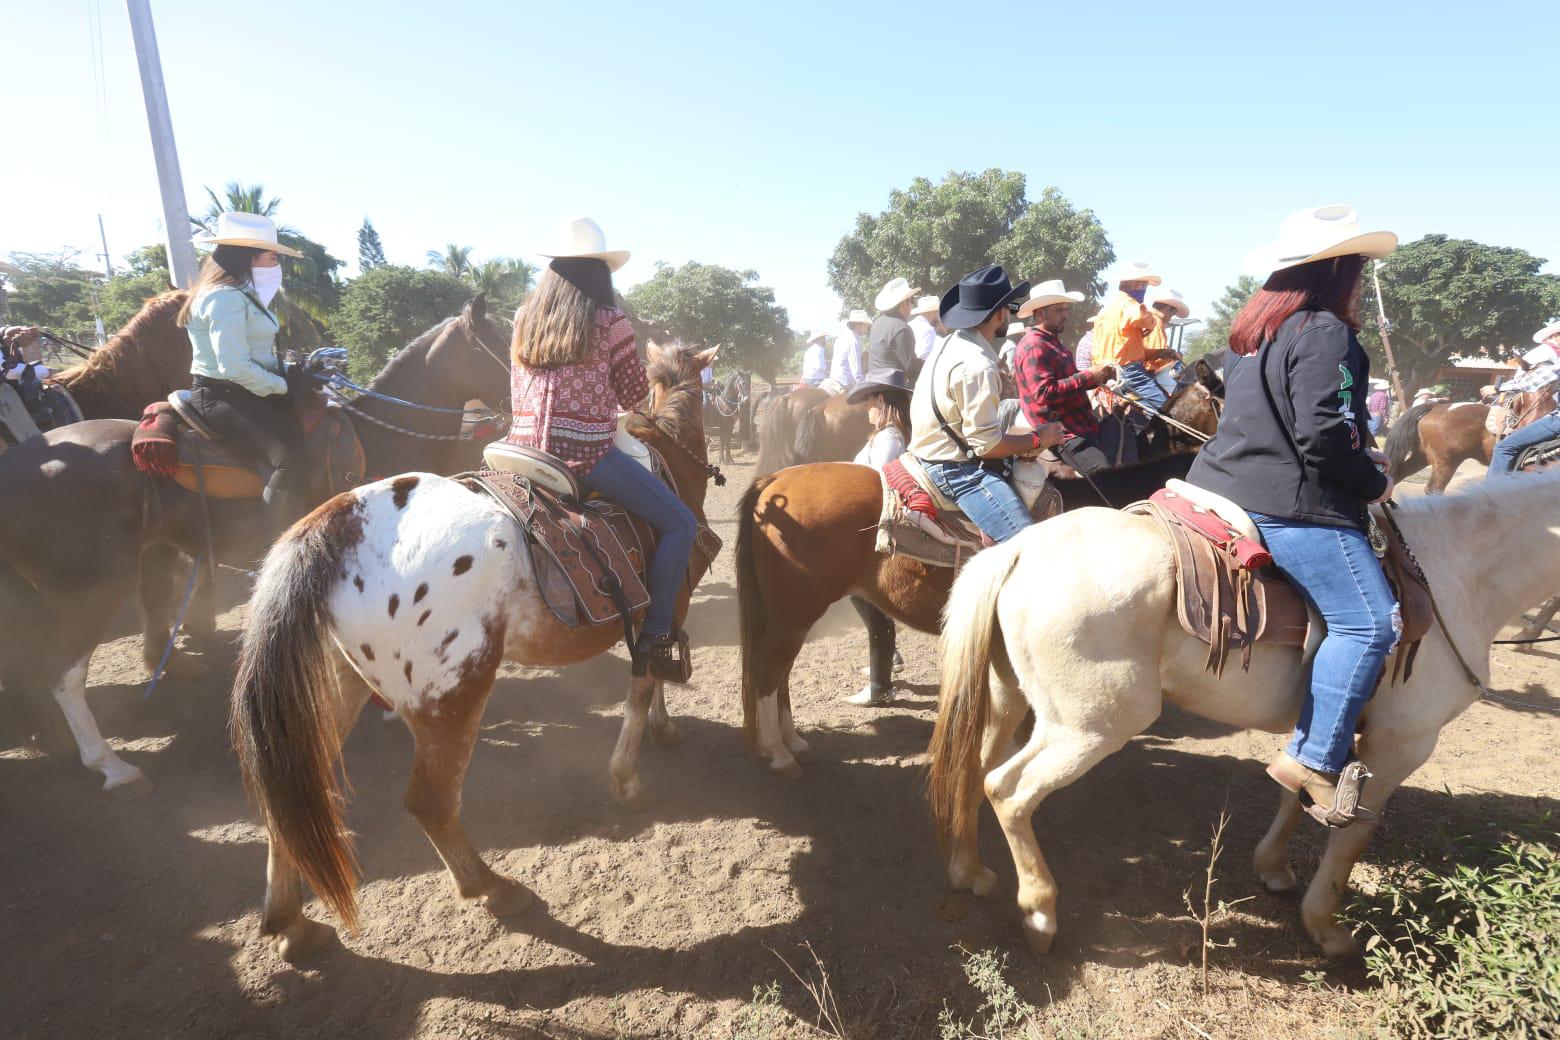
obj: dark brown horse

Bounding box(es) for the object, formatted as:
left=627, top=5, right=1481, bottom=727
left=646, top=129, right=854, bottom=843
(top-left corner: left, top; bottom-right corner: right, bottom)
left=753, top=386, right=873, bottom=477
left=48, top=291, right=192, bottom=420
left=1384, top=388, right=1550, bottom=492
left=734, top=377, right=1222, bottom=778
left=0, top=298, right=511, bottom=796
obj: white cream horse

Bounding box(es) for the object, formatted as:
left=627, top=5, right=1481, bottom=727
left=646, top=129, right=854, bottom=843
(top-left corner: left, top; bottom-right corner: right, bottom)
left=926, top=471, right=1560, bottom=956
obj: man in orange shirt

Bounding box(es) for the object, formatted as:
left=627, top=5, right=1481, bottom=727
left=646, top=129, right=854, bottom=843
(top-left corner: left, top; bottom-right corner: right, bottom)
left=1092, top=260, right=1180, bottom=426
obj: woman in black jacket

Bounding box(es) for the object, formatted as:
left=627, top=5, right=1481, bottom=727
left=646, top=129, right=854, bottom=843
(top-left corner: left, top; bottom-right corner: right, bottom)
left=1189, top=205, right=1399, bottom=828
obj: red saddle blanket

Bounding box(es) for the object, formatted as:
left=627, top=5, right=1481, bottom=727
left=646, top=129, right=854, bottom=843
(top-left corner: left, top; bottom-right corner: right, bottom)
left=883, top=457, right=937, bottom=518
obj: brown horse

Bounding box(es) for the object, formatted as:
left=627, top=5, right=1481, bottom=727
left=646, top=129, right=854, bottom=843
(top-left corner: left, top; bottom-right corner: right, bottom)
left=734, top=381, right=1222, bottom=778
left=229, top=343, right=721, bottom=960
left=0, top=298, right=512, bottom=795
left=48, top=291, right=192, bottom=420
left=753, top=385, right=873, bottom=476
left=1384, top=388, right=1551, bottom=492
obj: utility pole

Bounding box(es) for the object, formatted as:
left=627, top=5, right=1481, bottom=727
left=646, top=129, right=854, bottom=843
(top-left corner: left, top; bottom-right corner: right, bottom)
left=1370, top=261, right=1408, bottom=409
left=97, top=214, right=114, bottom=277
left=126, top=0, right=198, bottom=288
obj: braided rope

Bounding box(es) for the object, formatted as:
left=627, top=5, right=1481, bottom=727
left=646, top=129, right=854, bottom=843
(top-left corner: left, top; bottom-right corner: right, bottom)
left=337, top=397, right=508, bottom=441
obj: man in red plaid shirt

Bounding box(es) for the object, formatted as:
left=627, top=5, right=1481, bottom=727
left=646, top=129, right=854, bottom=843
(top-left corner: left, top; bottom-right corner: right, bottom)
left=1013, top=280, right=1117, bottom=475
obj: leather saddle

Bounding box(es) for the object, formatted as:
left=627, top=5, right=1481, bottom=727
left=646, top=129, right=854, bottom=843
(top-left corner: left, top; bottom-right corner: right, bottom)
left=874, top=454, right=1064, bottom=569
left=132, top=389, right=364, bottom=499
left=1136, top=480, right=1432, bottom=683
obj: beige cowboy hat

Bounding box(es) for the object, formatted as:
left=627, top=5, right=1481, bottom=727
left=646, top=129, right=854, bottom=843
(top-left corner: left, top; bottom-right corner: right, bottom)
left=1146, top=285, right=1190, bottom=319
left=910, top=294, right=940, bottom=317
left=873, top=277, right=921, bottom=313
left=1018, top=278, right=1086, bottom=318
left=806, top=330, right=830, bottom=344
left=195, top=212, right=303, bottom=258
left=539, top=216, right=630, bottom=272
left=1243, top=204, right=1397, bottom=278
left=1533, top=319, right=1560, bottom=343
left=845, top=309, right=872, bottom=327
left=1005, top=321, right=1028, bottom=339
left=1107, top=259, right=1162, bottom=286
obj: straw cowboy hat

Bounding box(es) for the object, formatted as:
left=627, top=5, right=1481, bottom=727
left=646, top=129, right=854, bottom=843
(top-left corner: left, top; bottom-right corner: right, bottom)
left=1107, top=260, right=1162, bottom=286
left=195, top=212, right=303, bottom=258
left=806, top=330, right=831, bottom=344
left=873, top=277, right=921, bottom=313
left=1243, top=204, right=1396, bottom=278
left=845, top=309, right=872, bottom=328
left=911, top=294, right=940, bottom=317
left=846, top=368, right=910, bottom=404
left=1146, top=285, right=1190, bottom=319
left=539, top=216, right=630, bottom=272
left=1533, top=319, right=1560, bottom=344
left=939, top=264, right=1029, bottom=331
left=1018, top=278, right=1086, bottom=318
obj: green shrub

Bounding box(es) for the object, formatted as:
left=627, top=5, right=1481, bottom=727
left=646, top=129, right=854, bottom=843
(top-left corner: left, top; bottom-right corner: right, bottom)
left=731, top=981, right=786, bottom=1040
left=1347, top=836, right=1560, bottom=1039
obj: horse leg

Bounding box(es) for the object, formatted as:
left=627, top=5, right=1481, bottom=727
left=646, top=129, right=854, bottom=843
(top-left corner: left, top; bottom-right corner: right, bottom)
left=261, top=655, right=373, bottom=962
left=138, top=544, right=206, bottom=678
left=400, top=669, right=534, bottom=918
left=1516, top=594, right=1560, bottom=646
left=610, top=673, right=658, bottom=810
left=947, top=667, right=1028, bottom=899
left=752, top=624, right=809, bottom=779
left=51, top=653, right=152, bottom=797
left=1300, top=731, right=1437, bottom=957
left=1426, top=455, right=1458, bottom=494
left=1252, top=790, right=1305, bottom=894
left=777, top=678, right=813, bottom=764
left=647, top=678, right=682, bottom=747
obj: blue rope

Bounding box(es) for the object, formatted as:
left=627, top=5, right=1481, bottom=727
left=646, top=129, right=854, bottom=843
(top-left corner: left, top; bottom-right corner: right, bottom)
left=322, top=373, right=495, bottom=417
left=143, top=558, right=201, bottom=700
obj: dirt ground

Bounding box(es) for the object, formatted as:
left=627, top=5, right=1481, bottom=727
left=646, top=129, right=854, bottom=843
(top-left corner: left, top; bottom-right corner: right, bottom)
left=2, top=453, right=1556, bottom=1039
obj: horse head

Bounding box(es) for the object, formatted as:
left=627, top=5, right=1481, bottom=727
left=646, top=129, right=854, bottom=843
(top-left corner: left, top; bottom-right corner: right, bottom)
left=422, top=293, right=511, bottom=414
left=629, top=340, right=722, bottom=513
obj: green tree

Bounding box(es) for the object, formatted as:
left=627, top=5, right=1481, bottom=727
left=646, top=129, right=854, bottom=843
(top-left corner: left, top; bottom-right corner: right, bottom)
left=100, top=246, right=174, bottom=332
left=426, top=243, right=473, bottom=278
left=190, top=180, right=343, bottom=320
left=357, top=218, right=387, bottom=271
left=3, top=251, right=102, bottom=343
left=463, top=258, right=534, bottom=318
left=1182, top=275, right=1261, bottom=360
left=331, top=264, right=471, bottom=380
left=828, top=171, right=1113, bottom=347
left=1357, top=235, right=1559, bottom=387
left=625, top=261, right=791, bottom=377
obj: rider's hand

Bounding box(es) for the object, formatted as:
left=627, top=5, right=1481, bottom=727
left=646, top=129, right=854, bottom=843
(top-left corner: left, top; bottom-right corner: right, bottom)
left=1370, top=474, right=1396, bottom=504
left=1089, top=364, right=1117, bottom=385
left=1366, top=447, right=1390, bottom=472
left=1033, top=421, right=1067, bottom=449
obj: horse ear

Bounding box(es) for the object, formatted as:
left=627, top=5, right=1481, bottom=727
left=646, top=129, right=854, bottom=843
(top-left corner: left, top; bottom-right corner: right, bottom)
left=464, top=294, right=487, bottom=324
left=646, top=340, right=669, bottom=366
left=694, top=346, right=720, bottom=371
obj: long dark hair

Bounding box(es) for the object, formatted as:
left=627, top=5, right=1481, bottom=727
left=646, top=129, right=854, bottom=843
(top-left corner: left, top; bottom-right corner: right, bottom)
left=1229, top=254, right=1366, bottom=356
left=513, top=258, right=617, bottom=368
left=873, top=389, right=912, bottom=439
left=176, top=244, right=261, bottom=326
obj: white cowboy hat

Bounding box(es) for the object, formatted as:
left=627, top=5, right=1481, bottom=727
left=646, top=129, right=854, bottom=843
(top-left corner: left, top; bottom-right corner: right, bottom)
left=910, top=294, right=940, bottom=317
left=1243, top=204, right=1397, bottom=278
left=873, top=277, right=921, bottom=313
left=807, top=330, right=830, bottom=344
left=194, top=212, right=303, bottom=258
left=1107, top=260, right=1162, bottom=286
left=1005, top=321, right=1028, bottom=338
left=845, top=309, right=872, bottom=327
left=1146, top=285, right=1190, bottom=319
left=1017, top=278, right=1086, bottom=318
left=538, top=216, right=630, bottom=272
left=1533, top=319, right=1560, bottom=344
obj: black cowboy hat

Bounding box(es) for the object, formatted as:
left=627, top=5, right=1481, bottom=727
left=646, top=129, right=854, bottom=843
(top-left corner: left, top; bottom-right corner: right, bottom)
left=938, top=264, right=1031, bottom=331
left=846, top=368, right=910, bottom=404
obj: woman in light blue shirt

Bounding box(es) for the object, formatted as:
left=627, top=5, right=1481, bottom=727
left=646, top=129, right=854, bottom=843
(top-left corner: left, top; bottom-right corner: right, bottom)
left=176, top=212, right=304, bottom=507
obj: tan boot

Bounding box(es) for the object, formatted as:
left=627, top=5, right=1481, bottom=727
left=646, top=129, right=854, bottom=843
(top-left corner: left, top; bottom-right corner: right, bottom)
left=1266, top=751, right=1378, bottom=828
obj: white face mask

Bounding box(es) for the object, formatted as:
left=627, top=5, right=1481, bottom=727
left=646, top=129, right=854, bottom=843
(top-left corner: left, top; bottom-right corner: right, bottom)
left=250, top=264, right=283, bottom=307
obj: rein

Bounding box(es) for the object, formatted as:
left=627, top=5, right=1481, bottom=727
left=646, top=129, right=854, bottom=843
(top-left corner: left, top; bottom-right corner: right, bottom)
left=38, top=330, right=97, bottom=360
left=1112, top=386, right=1214, bottom=443
left=634, top=373, right=727, bottom=487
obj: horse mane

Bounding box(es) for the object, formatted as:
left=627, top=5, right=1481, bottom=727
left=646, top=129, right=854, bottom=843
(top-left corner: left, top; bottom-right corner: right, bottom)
left=363, top=317, right=458, bottom=390
left=52, top=289, right=189, bottom=409
left=627, top=345, right=703, bottom=446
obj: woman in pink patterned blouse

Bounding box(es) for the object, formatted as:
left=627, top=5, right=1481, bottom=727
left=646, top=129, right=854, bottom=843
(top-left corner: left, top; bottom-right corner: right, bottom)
left=508, top=219, right=697, bottom=677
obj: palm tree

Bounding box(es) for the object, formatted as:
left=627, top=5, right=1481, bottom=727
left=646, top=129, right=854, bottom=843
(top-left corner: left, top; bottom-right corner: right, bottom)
left=189, top=180, right=342, bottom=326
left=426, top=244, right=473, bottom=278
left=503, top=258, right=538, bottom=300
left=190, top=181, right=290, bottom=235
left=466, top=259, right=516, bottom=299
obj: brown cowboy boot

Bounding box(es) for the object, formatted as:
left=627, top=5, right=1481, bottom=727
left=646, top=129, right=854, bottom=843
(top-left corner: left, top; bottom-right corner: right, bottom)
left=1266, top=751, right=1378, bottom=829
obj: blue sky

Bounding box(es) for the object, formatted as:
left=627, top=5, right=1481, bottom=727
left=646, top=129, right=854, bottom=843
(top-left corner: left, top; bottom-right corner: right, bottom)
left=4, top=0, right=1556, bottom=336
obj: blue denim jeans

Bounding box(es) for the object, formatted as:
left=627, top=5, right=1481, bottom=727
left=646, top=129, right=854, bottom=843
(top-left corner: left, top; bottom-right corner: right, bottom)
left=921, top=459, right=1031, bottom=543
left=1488, top=409, right=1560, bottom=475
left=580, top=446, right=697, bottom=637
left=1119, top=361, right=1168, bottom=430
left=1251, top=514, right=1400, bottom=773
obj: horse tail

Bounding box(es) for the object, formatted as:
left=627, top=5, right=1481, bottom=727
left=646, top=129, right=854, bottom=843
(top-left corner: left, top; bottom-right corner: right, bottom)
left=755, top=395, right=799, bottom=477
left=793, top=404, right=826, bottom=464
left=927, top=538, right=1023, bottom=856
left=737, top=474, right=778, bottom=751
left=1384, top=402, right=1434, bottom=479
left=230, top=495, right=362, bottom=931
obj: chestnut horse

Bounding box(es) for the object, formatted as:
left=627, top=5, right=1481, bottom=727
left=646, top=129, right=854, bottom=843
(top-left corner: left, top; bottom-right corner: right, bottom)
left=230, top=343, right=721, bottom=961
left=735, top=380, right=1223, bottom=778
left=1384, top=388, right=1551, bottom=492
left=753, top=385, right=873, bottom=477
left=0, top=299, right=511, bottom=795
left=928, top=472, right=1560, bottom=957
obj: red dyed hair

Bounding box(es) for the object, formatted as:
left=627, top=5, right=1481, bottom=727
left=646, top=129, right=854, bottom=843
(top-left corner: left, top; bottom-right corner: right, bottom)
left=1228, top=254, right=1366, bottom=356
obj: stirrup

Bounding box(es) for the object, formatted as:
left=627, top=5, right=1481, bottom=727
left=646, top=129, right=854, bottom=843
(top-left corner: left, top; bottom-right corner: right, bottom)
left=1267, top=753, right=1379, bottom=829
left=631, top=629, right=692, bottom=684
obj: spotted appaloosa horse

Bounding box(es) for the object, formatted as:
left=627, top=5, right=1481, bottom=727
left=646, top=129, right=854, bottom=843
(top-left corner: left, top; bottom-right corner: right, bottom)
left=230, top=342, right=720, bottom=961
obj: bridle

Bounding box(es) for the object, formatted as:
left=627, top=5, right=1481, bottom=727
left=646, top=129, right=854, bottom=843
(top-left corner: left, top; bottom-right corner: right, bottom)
left=633, top=373, right=727, bottom=487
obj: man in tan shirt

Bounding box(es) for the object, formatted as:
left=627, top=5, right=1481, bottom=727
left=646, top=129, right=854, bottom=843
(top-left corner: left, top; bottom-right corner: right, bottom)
left=910, top=264, right=1065, bottom=543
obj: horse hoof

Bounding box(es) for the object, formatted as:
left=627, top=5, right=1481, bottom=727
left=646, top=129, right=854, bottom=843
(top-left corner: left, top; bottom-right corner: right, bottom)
left=612, top=781, right=656, bottom=812
left=970, top=867, right=999, bottom=899
left=105, top=771, right=155, bottom=800
left=790, top=744, right=817, bottom=765
left=483, top=880, right=535, bottom=919
left=1261, top=868, right=1300, bottom=895
left=1312, top=925, right=1359, bottom=959
left=274, top=918, right=336, bottom=964
left=157, top=652, right=209, bottom=681
left=1021, top=910, right=1057, bottom=954
left=770, top=758, right=804, bottom=781
left=651, top=722, right=684, bottom=748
